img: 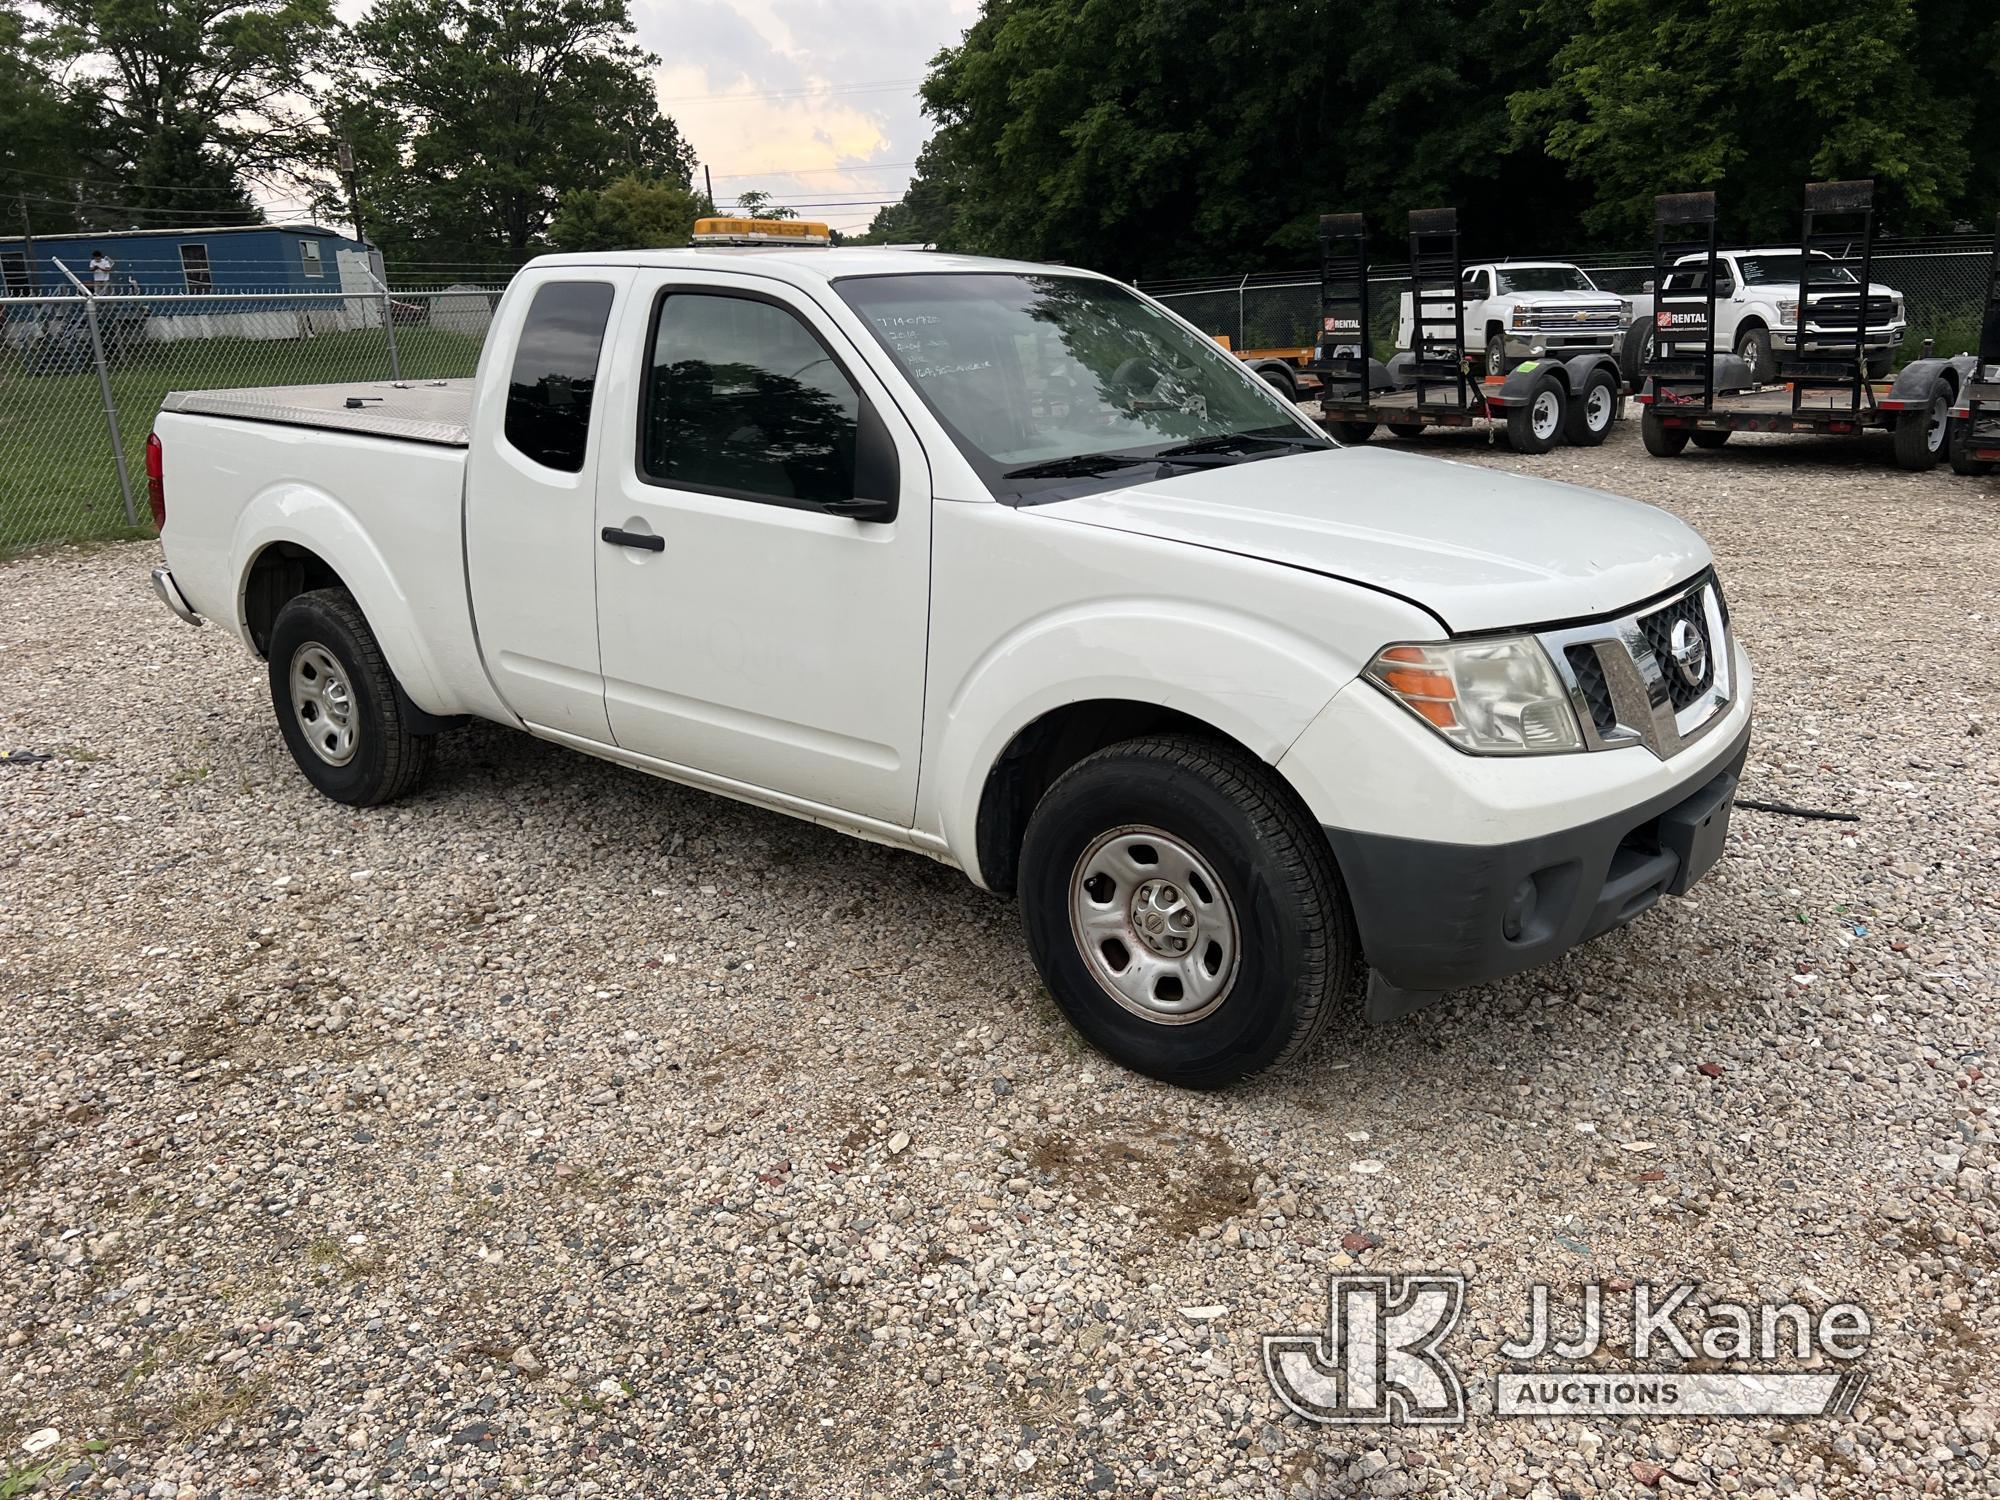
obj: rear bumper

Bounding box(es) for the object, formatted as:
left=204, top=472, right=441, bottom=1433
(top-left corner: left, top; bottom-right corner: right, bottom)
left=151, top=566, right=202, bottom=627
left=1326, top=718, right=1751, bottom=1012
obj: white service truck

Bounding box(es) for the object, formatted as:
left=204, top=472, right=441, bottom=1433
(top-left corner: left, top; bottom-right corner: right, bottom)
left=149, top=239, right=1753, bottom=1086
left=1398, top=261, right=1631, bottom=374
left=1626, top=247, right=1909, bottom=383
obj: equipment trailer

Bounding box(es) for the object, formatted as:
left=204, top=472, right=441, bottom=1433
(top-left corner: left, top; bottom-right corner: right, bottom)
left=1636, top=182, right=1972, bottom=470
left=1307, top=210, right=1624, bottom=454
left=1947, top=218, right=2000, bottom=478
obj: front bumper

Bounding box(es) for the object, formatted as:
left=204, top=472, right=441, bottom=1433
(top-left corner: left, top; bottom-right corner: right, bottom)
left=1773, top=326, right=1905, bottom=355
left=1325, top=716, right=1751, bottom=1015
left=1506, top=332, right=1622, bottom=359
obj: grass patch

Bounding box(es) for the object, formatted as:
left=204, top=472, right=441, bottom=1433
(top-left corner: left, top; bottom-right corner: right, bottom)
left=0, top=324, right=482, bottom=555
left=0, top=1460, right=58, bottom=1498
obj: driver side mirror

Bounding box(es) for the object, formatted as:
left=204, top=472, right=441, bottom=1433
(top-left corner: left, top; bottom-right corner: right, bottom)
left=823, top=399, right=900, bottom=523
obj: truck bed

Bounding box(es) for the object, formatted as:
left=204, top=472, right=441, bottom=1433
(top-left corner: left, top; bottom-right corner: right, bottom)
left=160, top=380, right=473, bottom=447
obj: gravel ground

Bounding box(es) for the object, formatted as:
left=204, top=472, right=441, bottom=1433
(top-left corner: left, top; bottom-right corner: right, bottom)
left=2, top=419, right=1996, bottom=1498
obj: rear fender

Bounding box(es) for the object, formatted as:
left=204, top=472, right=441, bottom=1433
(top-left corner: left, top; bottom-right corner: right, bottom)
left=230, top=483, right=454, bottom=715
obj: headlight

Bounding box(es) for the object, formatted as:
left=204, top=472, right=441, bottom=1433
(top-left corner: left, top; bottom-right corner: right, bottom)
left=1618, top=299, right=1633, bottom=320
left=1892, top=294, right=1905, bottom=321
left=1366, top=637, right=1582, bottom=755
left=1776, top=298, right=1799, bottom=326
left=1511, top=306, right=1531, bottom=328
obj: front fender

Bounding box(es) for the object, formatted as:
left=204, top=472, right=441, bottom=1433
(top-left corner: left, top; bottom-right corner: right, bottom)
left=926, top=597, right=1377, bottom=887
left=230, top=483, right=451, bottom=713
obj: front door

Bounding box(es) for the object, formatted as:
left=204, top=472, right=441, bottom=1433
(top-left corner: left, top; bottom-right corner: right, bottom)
left=590, top=274, right=932, bottom=827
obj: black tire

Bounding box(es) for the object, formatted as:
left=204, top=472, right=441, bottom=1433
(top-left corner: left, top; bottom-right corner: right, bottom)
left=1017, top=735, right=1356, bottom=1088
left=1691, top=429, right=1732, bottom=449
left=1736, top=325, right=1775, bottom=385
left=1867, top=351, right=1894, bottom=382
left=1330, top=421, right=1377, bottom=444
left=1641, top=407, right=1692, bottom=456
left=1892, top=379, right=1951, bottom=472
left=1949, top=415, right=1995, bottom=477
left=1618, top=316, right=1653, bottom=388
left=1505, top=375, right=1568, bottom=454
left=1563, top=367, right=1620, bottom=446
left=1257, top=366, right=1298, bottom=401
left=1485, top=331, right=1511, bottom=377
left=1385, top=422, right=1426, bottom=440
left=268, top=588, right=434, bottom=807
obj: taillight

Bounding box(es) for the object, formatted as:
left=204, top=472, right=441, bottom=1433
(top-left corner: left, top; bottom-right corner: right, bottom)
left=145, top=432, right=165, bottom=530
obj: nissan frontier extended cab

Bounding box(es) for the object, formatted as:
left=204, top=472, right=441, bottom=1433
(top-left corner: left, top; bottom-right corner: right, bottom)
left=149, top=234, right=1753, bottom=1087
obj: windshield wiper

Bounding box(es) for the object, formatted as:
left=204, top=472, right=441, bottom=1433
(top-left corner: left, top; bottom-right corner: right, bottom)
left=1002, top=452, right=1162, bottom=480
left=1154, top=431, right=1327, bottom=459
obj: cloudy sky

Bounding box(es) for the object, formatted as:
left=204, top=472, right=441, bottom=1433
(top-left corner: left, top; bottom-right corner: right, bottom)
left=632, top=0, right=979, bottom=235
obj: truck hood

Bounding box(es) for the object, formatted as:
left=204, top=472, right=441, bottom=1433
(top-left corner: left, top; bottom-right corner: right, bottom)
left=1032, top=447, right=1711, bottom=634
left=1514, top=288, right=1625, bottom=309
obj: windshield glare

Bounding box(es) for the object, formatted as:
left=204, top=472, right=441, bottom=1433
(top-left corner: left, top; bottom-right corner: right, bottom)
left=1494, top=266, right=1597, bottom=294
left=834, top=273, right=1320, bottom=487
left=1737, top=253, right=1857, bottom=287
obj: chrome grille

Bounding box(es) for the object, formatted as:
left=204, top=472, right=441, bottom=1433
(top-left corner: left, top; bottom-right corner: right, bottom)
left=1538, top=572, right=1733, bottom=759
left=1522, top=310, right=1624, bottom=333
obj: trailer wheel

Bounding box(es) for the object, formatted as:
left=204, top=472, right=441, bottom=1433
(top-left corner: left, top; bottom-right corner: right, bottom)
left=1618, top=317, right=1653, bottom=388
left=1691, top=430, right=1731, bottom=449
left=1257, top=365, right=1298, bottom=401
left=1329, top=421, right=1377, bottom=444
left=1563, top=367, right=1620, bottom=446
left=1641, top=407, right=1691, bottom=457
left=1892, top=380, right=1951, bottom=472
left=1506, top=377, right=1567, bottom=454
left=1949, top=415, right=1995, bottom=476
left=1386, top=422, right=1426, bottom=440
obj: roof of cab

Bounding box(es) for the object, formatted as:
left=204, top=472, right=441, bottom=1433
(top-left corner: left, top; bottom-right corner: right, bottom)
left=521, top=246, right=1099, bottom=286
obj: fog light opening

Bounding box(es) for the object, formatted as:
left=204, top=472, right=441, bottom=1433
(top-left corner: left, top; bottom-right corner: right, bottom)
left=1503, top=877, right=1539, bottom=942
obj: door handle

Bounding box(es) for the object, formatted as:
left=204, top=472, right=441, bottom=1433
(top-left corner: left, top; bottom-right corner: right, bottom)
left=601, top=526, right=664, bottom=552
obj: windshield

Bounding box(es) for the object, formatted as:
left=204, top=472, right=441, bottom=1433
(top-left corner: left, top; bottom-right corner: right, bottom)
left=834, top=272, right=1324, bottom=497
left=1736, top=253, right=1856, bottom=287
left=1494, top=266, right=1598, bottom=294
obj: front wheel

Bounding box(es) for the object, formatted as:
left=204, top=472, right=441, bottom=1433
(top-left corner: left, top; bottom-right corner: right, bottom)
left=1485, top=332, right=1512, bottom=377
left=1506, top=376, right=1568, bottom=453
left=1018, top=736, right=1356, bottom=1088
left=1564, top=367, right=1620, bottom=446
left=1641, top=407, right=1692, bottom=456
left=1736, top=326, right=1776, bottom=385
left=268, top=589, right=434, bottom=806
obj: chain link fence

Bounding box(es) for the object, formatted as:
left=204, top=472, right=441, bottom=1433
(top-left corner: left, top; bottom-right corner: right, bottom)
left=1144, top=238, right=1996, bottom=367
left=1, top=284, right=506, bottom=554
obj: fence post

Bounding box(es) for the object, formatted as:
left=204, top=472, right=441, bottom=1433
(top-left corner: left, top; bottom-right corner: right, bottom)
left=1237, top=273, right=1249, bottom=351
left=53, top=259, right=137, bottom=527
left=374, top=272, right=402, bottom=380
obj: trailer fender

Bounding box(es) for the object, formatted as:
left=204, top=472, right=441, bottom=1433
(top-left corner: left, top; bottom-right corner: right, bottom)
left=1492, top=358, right=1583, bottom=406
left=1384, top=351, right=1418, bottom=390
left=1884, top=358, right=1958, bottom=408
left=1710, top=352, right=1756, bottom=395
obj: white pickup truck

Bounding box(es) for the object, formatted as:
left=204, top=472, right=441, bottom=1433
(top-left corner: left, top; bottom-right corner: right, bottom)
left=1626, top=248, right=1909, bottom=383
left=150, top=242, right=1753, bottom=1086
left=1398, top=262, right=1632, bottom=374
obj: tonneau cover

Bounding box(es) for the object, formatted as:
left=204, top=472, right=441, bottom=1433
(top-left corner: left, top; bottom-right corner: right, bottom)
left=161, top=380, right=474, bottom=447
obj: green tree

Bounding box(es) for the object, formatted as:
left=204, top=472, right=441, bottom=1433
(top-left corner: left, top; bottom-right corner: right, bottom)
left=551, top=173, right=701, bottom=251
left=0, top=3, right=107, bottom=241
left=1513, top=0, right=1971, bottom=241
left=731, top=190, right=796, bottom=220
left=35, top=0, right=338, bottom=226
left=342, top=0, right=697, bottom=260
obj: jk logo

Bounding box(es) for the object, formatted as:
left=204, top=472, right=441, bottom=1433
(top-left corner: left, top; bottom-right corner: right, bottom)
left=1262, top=1274, right=1466, bottom=1426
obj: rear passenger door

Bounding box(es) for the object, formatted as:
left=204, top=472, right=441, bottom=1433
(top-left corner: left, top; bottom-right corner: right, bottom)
left=588, top=272, right=932, bottom=827
left=465, top=267, right=632, bottom=742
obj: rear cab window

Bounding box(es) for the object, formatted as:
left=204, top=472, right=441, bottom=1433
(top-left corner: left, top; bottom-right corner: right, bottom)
left=504, top=282, right=616, bottom=472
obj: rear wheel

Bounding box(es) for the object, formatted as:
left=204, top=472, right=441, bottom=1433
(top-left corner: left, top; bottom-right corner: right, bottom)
left=1892, top=380, right=1951, bottom=472
left=268, top=589, right=434, bottom=806
left=1641, top=407, right=1692, bottom=456
left=1691, top=429, right=1732, bottom=449
left=1949, top=415, right=1995, bottom=476
left=1330, top=421, right=1377, bottom=444
left=1018, top=736, right=1356, bottom=1088
left=1506, top=376, right=1567, bottom=453
left=1563, top=367, right=1620, bottom=446
left=1386, top=422, right=1426, bottom=440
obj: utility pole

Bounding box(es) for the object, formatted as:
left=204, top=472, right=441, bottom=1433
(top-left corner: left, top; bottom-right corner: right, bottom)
left=16, top=193, right=37, bottom=294
left=337, top=141, right=368, bottom=247
left=703, top=164, right=715, bottom=215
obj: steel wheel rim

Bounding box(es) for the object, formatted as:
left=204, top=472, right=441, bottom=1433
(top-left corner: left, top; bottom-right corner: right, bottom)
left=289, top=642, right=359, bottom=767
left=1068, top=825, right=1241, bottom=1025
left=1532, top=390, right=1560, bottom=439
left=1586, top=385, right=1614, bottom=431
left=1927, top=394, right=1949, bottom=452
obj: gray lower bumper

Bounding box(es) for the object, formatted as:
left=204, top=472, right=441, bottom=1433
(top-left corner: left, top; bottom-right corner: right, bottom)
left=1326, top=720, right=1752, bottom=1020
left=151, top=567, right=202, bottom=626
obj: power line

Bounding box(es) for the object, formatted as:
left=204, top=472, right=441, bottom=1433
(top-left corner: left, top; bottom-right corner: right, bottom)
left=658, top=78, right=923, bottom=105
left=707, top=162, right=916, bottom=180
